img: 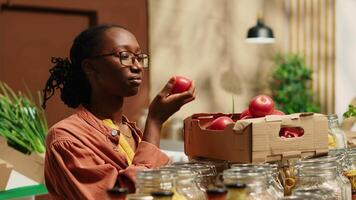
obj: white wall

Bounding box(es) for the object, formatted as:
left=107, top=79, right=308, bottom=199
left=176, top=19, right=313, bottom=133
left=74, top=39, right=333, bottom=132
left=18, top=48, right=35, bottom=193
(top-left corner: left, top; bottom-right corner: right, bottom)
left=336, top=0, right=356, bottom=118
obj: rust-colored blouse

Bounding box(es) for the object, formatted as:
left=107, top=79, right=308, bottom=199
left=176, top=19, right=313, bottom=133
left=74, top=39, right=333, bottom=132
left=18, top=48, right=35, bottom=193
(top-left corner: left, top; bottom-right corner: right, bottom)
left=44, top=106, right=169, bottom=200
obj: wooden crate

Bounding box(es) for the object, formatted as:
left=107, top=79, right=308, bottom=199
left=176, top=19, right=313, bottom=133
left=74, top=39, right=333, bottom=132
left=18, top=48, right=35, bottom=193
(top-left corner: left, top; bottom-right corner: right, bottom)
left=0, top=158, right=13, bottom=190
left=0, top=137, right=44, bottom=183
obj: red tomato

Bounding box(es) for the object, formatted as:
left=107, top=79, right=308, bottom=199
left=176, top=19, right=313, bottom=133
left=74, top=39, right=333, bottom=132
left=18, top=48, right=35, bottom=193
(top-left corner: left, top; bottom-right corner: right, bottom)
left=279, top=127, right=304, bottom=138
left=239, top=108, right=253, bottom=120
left=249, top=95, right=275, bottom=118
left=271, top=109, right=285, bottom=115
left=171, top=76, right=192, bottom=94
left=207, top=116, right=234, bottom=130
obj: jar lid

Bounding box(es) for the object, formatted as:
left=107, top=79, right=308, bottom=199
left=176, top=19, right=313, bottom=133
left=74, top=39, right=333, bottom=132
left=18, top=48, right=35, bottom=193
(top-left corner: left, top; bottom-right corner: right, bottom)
left=225, top=183, right=247, bottom=189
left=107, top=187, right=128, bottom=195
left=327, top=114, right=338, bottom=120
left=151, top=191, right=174, bottom=197
left=206, top=187, right=227, bottom=195
left=127, top=194, right=154, bottom=200
left=136, top=169, right=175, bottom=181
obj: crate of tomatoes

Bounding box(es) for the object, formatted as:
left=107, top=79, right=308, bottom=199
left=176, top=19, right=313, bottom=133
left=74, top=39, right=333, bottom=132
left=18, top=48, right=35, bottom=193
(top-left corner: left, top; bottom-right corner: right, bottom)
left=184, top=95, right=329, bottom=163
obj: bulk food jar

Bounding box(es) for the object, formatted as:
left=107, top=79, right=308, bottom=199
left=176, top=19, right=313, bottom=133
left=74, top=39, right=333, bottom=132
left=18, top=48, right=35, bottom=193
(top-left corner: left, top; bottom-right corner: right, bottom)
left=328, top=114, right=347, bottom=149
left=230, top=163, right=283, bottom=199
left=136, top=170, right=175, bottom=194
left=174, top=169, right=207, bottom=200
left=296, top=155, right=352, bottom=200
left=293, top=159, right=348, bottom=200
left=171, top=162, right=217, bottom=191
left=344, top=149, right=356, bottom=197
left=225, top=183, right=247, bottom=200
left=222, top=168, right=277, bottom=200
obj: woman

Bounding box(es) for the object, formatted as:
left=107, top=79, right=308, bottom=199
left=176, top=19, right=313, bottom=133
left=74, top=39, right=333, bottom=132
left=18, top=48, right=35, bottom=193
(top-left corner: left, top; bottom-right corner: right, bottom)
left=42, top=24, right=195, bottom=200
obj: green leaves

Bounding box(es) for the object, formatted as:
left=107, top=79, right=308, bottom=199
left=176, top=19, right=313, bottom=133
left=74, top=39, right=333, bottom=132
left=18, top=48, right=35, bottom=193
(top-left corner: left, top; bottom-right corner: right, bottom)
left=0, top=81, right=48, bottom=154
left=271, top=54, right=320, bottom=114
left=343, top=104, right=356, bottom=118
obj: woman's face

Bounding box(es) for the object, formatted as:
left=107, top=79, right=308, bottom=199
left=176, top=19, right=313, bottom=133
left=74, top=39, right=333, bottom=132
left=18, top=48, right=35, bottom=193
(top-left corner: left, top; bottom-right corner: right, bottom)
left=85, top=27, right=144, bottom=98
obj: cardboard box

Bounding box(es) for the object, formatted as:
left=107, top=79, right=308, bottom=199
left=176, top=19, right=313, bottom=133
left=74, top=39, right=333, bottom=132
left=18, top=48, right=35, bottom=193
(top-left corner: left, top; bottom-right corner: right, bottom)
left=0, top=137, right=44, bottom=183
left=0, top=158, right=13, bottom=190
left=184, top=113, right=328, bottom=163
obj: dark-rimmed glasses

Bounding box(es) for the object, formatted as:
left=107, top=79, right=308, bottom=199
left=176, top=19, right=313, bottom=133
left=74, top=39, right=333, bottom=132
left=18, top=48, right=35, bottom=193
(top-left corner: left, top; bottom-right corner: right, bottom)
left=91, top=51, right=149, bottom=68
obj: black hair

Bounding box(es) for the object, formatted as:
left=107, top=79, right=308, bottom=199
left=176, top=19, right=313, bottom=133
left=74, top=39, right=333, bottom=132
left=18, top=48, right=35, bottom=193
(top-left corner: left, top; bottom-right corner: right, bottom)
left=42, top=24, right=127, bottom=109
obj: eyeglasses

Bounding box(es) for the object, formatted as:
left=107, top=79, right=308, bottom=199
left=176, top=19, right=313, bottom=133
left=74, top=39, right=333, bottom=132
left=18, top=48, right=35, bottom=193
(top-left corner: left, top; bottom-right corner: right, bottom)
left=91, top=51, right=149, bottom=68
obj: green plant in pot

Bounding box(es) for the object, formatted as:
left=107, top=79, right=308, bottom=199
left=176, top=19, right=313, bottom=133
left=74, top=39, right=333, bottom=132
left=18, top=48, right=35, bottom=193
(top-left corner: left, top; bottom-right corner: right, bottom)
left=270, top=54, right=320, bottom=114
left=0, top=81, right=48, bottom=154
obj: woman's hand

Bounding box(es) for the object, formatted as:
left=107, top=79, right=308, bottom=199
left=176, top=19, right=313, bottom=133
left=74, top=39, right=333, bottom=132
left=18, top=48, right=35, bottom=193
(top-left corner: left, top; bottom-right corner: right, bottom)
left=149, top=76, right=196, bottom=124
left=143, top=76, right=196, bottom=146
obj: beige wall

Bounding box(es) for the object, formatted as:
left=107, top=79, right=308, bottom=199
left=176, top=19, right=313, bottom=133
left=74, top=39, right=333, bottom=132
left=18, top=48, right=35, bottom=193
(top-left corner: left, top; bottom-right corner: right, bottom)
left=149, top=0, right=288, bottom=118
left=335, top=0, right=356, bottom=118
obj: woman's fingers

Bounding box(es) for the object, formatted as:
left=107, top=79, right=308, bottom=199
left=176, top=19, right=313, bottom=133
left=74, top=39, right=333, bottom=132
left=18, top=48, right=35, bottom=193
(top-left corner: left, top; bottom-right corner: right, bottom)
left=159, top=76, right=176, bottom=97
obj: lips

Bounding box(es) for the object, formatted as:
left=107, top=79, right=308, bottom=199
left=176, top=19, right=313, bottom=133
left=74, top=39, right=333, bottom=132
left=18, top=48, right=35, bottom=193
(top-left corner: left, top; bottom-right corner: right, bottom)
left=128, top=76, right=142, bottom=85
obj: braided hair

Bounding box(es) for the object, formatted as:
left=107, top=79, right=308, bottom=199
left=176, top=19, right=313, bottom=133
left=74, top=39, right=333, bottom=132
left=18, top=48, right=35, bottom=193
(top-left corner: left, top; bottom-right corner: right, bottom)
left=42, top=24, right=126, bottom=109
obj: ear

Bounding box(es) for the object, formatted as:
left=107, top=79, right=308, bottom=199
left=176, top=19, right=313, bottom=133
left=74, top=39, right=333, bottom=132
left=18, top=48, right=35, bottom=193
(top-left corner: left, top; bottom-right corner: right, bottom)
left=81, top=59, right=96, bottom=77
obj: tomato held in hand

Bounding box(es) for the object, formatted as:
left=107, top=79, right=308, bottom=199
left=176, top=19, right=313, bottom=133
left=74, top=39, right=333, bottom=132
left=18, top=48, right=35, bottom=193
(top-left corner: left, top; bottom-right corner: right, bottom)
left=207, top=116, right=234, bottom=130
left=171, top=76, right=192, bottom=94
left=249, top=95, right=275, bottom=118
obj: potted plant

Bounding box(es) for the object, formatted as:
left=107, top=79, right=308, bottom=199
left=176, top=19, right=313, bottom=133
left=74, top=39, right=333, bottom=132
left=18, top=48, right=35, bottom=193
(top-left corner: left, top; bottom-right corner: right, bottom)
left=0, top=81, right=48, bottom=182
left=270, top=54, right=320, bottom=114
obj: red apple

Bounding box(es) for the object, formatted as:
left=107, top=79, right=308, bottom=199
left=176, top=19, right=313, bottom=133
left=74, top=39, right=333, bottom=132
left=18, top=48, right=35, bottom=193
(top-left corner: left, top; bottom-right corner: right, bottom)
left=249, top=95, right=275, bottom=118
left=171, top=76, right=192, bottom=94
left=207, top=116, right=234, bottom=130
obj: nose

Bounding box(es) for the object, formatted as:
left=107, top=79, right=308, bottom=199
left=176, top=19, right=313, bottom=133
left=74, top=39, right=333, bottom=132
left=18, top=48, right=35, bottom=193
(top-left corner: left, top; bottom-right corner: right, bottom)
left=130, top=58, right=143, bottom=73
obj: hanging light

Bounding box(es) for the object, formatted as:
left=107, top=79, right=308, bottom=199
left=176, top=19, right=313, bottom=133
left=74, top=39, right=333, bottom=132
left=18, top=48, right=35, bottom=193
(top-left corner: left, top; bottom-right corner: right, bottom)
left=246, top=15, right=275, bottom=44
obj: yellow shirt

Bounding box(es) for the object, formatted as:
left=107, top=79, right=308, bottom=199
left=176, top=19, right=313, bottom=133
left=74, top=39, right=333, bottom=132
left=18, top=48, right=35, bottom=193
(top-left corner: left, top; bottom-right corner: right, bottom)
left=102, top=119, right=141, bottom=165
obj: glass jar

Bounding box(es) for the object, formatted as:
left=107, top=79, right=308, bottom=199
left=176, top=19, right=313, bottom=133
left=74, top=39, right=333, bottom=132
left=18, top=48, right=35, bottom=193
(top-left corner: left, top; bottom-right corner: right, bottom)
left=230, top=164, right=284, bottom=199
left=175, top=169, right=207, bottom=200
left=189, top=158, right=229, bottom=175
left=222, top=168, right=276, bottom=200
left=345, top=151, right=356, bottom=196
left=206, top=188, right=227, bottom=200
left=171, top=162, right=217, bottom=191
left=328, top=114, right=347, bottom=149
left=136, top=169, right=175, bottom=194
left=225, top=183, right=247, bottom=200
left=294, top=160, right=344, bottom=200
left=329, top=148, right=349, bottom=172
left=299, top=155, right=352, bottom=200
left=279, top=159, right=299, bottom=196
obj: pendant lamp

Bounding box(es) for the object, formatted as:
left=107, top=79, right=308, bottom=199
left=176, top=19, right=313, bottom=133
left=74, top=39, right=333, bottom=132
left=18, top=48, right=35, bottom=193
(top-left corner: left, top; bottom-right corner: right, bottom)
left=246, top=14, right=275, bottom=44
